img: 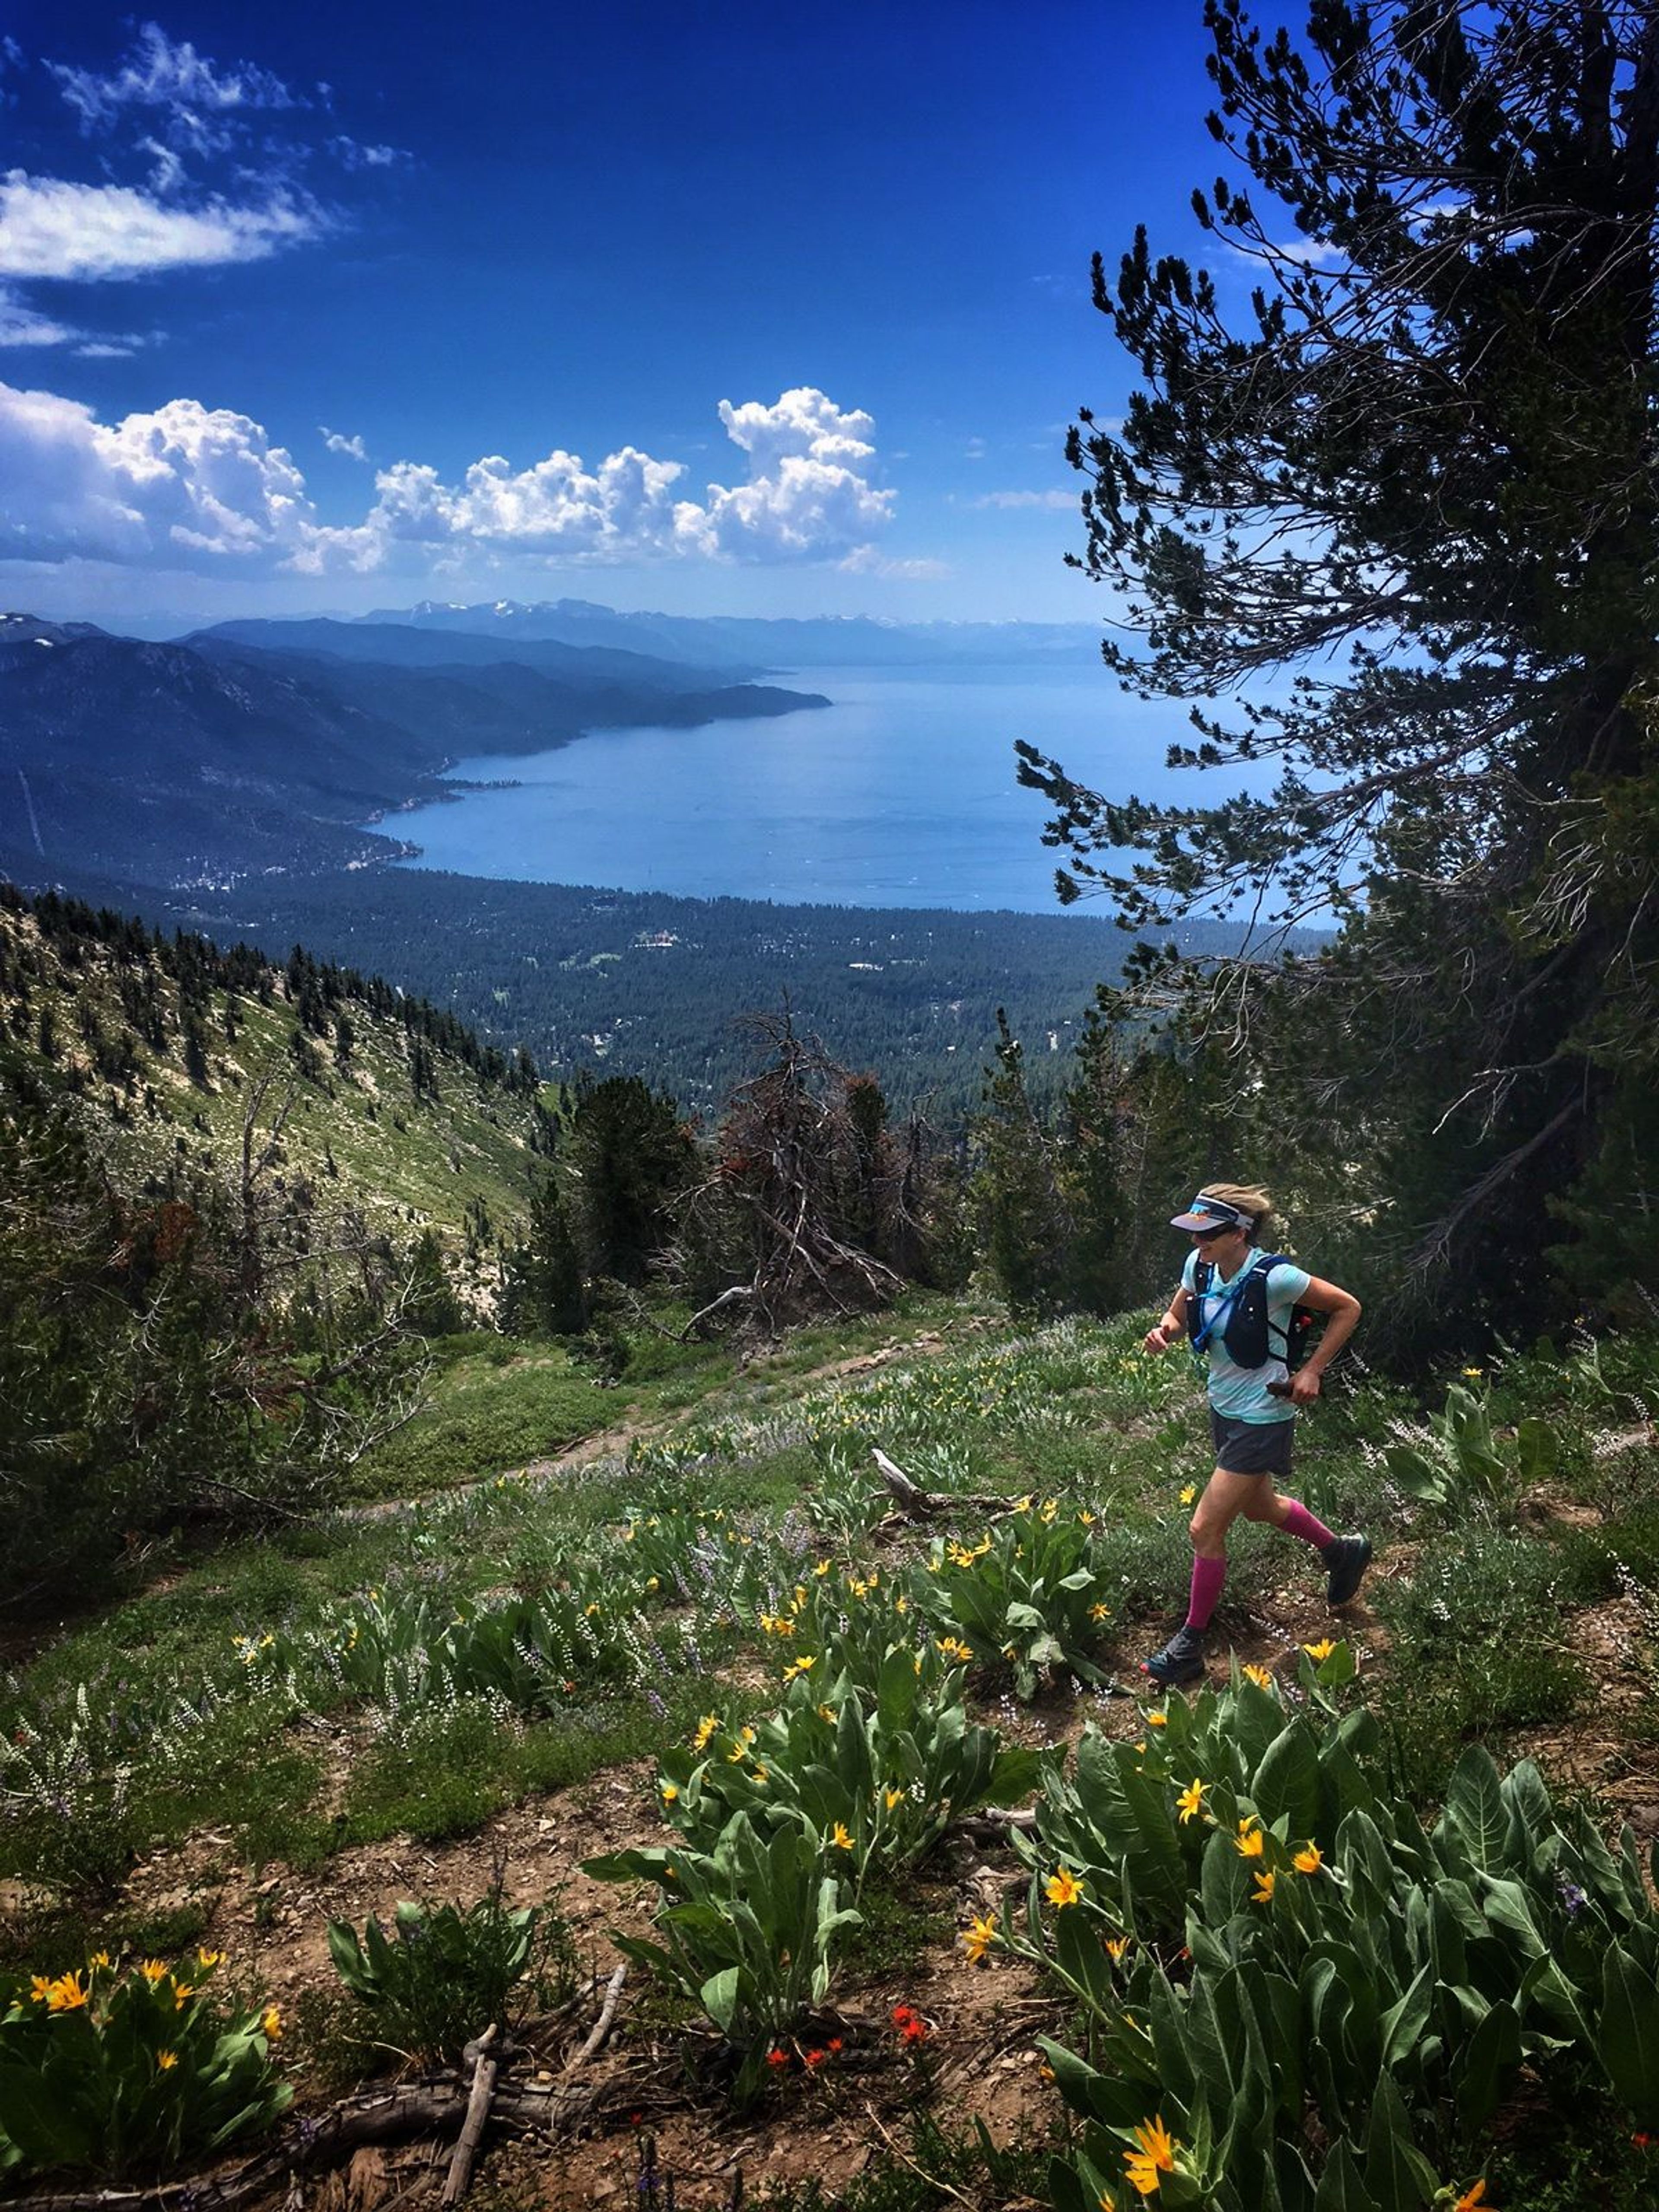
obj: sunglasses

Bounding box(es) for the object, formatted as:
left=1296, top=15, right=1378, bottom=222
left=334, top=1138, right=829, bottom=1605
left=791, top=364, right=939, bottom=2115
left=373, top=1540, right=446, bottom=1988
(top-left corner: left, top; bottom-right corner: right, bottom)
left=1191, top=1223, right=1232, bottom=1241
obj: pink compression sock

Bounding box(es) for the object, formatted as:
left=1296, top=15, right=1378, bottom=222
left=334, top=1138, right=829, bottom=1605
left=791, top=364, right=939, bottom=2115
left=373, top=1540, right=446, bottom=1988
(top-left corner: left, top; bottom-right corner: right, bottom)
left=1185, top=1554, right=1227, bottom=1632
left=1278, top=1500, right=1336, bottom=1552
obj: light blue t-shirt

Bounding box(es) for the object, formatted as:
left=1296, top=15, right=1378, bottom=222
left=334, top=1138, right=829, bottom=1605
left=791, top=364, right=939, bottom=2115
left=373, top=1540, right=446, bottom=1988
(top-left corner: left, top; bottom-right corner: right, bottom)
left=1182, top=1250, right=1312, bottom=1424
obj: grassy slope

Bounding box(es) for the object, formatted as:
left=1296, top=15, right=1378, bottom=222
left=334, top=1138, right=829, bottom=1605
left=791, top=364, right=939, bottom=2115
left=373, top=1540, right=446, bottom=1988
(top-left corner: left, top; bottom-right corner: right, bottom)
left=0, top=903, right=541, bottom=1257
left=2, top=1291, right=1657, bottom=2205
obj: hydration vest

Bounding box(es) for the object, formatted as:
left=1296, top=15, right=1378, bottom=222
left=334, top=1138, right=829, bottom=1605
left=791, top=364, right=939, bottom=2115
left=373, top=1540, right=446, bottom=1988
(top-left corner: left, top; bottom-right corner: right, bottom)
left=1187, top=1250, right=1318, bottom=1372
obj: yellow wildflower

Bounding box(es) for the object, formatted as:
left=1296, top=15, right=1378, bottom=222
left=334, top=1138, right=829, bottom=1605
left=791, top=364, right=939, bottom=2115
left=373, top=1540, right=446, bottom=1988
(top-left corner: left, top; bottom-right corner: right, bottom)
left=884, top=1786, right=904, bottom=1811
left=1234, top=1816, right=1265, bottom=1859
left=1077, top=1510, right=1096, bottom=1526
left=1243, top=1663, right=1274, bottom=1690
left=1179, top=1484, right=1198, bottom=1506
left=782, top=1654, right=816, bottom=1681
left=156, top=2049, right=179, bottom=2071
left=1146, top=1710, right=1168, bottom=1729
left=1252, top=1869, right=1276, bottom=1905
left=661, top=1781, right=679, bottom=1803
left=1303, top=1638, right=1336, bottom=1663
left=1176, top=1778, right=1207, bottom=1824
left=1122, top=2115, right=1178, bottom=2199
left=1294, top=1843, right=1324, bottom=1875
left=830, top=1822, right=855, bottom=1850
left=1045, top=1866, right=1084, bottom=1909
left=963, top=1913, right=999, bottom=1964
left=693, top=1714, right=720, bottom=1751
left=196, top=1949, right=222, bottom=1971
left=1089, top=1602, right=1110, bottom=1621
left=1106, top=1937, right=1131, bottom=1962
left=139, top=1959, right=168, bottom=1984
left=1453, top=2185, right=1488, bottom=2212
left=47, top=1973, right=89, bottom=2012
left=29, top=1976, right=52, bottom=2004
left=262, top=2005, right=282, bottom=2041
left=173, top=1983, right=196, bottom=2008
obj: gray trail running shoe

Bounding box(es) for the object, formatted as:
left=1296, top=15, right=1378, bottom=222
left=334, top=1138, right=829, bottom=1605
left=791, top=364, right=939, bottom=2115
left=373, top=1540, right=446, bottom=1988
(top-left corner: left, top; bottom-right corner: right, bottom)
left=1141, top=1626, right=1206, bottom=1687
left=1324, top=1534, right=1373, bottom=1607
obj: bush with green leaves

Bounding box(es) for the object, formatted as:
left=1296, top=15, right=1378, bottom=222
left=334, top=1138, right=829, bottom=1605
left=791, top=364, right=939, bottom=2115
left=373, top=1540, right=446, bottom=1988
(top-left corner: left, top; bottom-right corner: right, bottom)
left=0, top=1952, right=287, bottom=2179
left=327, top=1887, right=570, bottom=2066
left=585, top=1812, right=861, bottom=2102
left=1382, top=1381, right=1558, bottom=1515
left=907, top=1499, right=1116, bottom=1696
left=245, top=1572, right=686, bottom=1718
left=1013, top=1665, right=1659, bottom=2210
left=652, top=1642, right=1047, bottom=1886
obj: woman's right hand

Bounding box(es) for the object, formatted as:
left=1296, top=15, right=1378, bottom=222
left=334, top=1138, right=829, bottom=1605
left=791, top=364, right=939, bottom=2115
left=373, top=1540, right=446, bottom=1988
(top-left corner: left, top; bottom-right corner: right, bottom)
left=1142, top=1321, right=1174, bottom=1354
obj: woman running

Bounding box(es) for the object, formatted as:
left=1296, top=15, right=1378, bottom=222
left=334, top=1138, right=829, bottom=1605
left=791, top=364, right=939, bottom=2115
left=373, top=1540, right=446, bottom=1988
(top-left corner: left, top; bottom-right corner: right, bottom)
left=1139, top=1182, right=1368, bottom=1687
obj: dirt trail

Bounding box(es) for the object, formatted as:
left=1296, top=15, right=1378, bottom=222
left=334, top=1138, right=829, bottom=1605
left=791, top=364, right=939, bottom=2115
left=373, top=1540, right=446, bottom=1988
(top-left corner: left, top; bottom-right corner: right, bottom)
left=348, top=1326, right=960, bottom=1521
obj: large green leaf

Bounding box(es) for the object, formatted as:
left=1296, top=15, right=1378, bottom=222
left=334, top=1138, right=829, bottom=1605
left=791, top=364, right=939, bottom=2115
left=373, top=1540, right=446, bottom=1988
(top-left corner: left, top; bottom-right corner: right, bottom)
left=1454, top=1998, right=1522, bottom=2131
left=1442, top=1747, right=1508, bottom=1874
left=699, top=1966, right=742, bottom=2038
left=1599, top=1942, right=1659, bottom=2124
left=1252, top=1721, right=1322, bottom=1838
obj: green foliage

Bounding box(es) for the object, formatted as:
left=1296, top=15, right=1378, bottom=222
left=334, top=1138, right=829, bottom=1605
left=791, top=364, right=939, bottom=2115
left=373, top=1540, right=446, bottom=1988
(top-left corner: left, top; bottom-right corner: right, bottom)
left=1024, top=1676, right=1659, bottom=2208
left=327, top=1885, right=569, bottom=2066
left=909, top=1500, right=1116, bottom=1697
left=0, top=1952, right=288, bottom=2179
left=651, top=1645, right=1046, bottom=1885
left=499, top=1173, right=587, bottom=1335
left=349, top=1346, right=612, bottom=1498
left=971, top=1011, right=1070, bottom=1318
left=1381, top=1383, right=1557, bottom=1515
left=585, top=1812, right=862, bottom=2102
left=566, top=1073, right=695, bottom=1285
left=1018, top=3, right=1659, bottom=1358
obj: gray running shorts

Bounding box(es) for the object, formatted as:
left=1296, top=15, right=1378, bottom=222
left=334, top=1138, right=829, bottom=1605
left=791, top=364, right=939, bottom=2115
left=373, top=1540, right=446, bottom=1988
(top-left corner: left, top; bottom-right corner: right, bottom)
left=1210, top=1409, right=1295, bottom=1478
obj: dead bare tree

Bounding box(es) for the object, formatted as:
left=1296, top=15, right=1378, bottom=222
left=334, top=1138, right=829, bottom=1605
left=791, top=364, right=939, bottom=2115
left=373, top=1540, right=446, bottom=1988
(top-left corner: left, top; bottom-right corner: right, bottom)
left=672, top=1011, right=934, bottom=1343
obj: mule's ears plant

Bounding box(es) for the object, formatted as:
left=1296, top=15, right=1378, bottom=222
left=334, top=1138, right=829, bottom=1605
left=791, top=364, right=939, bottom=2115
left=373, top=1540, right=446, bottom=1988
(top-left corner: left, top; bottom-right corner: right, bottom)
left=585, top=1811, right=861, bottom=2104
left=1384, top=1383, right=1560, bottom=1516
left=654, top=1643, right=1047, bottom=1882
left=908, top=1501, right=1115, bottom=1698
left=0, top=1952, right=288, bottom=2179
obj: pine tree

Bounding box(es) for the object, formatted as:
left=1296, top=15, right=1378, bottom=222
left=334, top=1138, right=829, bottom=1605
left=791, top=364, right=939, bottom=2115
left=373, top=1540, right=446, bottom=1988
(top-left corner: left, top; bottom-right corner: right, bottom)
left=972, top=1010, right=1071, bottom=1318
left=1019, top=1, right=1659, bottom=1351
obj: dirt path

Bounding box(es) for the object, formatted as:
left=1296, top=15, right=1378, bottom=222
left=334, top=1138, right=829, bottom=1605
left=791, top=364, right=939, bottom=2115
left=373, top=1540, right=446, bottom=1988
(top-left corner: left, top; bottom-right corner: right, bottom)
left=347, top=1326, right=959, bottom=1521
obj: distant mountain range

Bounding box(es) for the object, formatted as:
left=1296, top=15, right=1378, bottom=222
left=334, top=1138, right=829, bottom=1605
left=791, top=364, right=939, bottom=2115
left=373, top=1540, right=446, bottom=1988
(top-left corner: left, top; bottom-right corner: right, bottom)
left=354, top=597, right=1099, bottom=670
left=0, top=610, right=824, bottom=893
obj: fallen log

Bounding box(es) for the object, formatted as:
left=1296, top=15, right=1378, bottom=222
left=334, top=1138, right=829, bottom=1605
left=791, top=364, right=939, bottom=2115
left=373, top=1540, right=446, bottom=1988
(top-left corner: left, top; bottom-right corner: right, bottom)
left=870, top=1447, right=1020, bottom=1521
left=1, top=2074, right=618, bottom=2212
left=440, top=2026, right=498, bottom=2208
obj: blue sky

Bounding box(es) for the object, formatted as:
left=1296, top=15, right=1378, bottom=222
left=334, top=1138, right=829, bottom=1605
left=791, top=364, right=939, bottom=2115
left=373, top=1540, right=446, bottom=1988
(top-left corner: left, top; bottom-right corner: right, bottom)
left=0, top=2, right=1230, bottom=628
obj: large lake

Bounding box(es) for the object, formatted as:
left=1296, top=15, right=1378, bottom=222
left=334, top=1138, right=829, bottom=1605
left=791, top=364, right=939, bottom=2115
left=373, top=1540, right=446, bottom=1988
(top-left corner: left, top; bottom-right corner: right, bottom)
left=390, top=661, right=1249, bottom=914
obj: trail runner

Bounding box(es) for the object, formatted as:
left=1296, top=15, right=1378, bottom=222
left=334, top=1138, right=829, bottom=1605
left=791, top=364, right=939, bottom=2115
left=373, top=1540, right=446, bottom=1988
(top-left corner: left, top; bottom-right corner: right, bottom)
left=1138, top=1182, right=1369, bottom=1687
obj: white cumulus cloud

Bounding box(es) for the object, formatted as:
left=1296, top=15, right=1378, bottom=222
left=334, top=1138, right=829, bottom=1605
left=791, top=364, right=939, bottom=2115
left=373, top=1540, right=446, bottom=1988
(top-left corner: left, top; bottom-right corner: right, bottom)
left=320, top=426, right=369, bottom=461
left=0, top=382, right=896, bottom=576
left=0, top=378, right=315, bottom=566
left=0, top=171, right=323, bottom=281
left=307, top=387, right=893, bottom=573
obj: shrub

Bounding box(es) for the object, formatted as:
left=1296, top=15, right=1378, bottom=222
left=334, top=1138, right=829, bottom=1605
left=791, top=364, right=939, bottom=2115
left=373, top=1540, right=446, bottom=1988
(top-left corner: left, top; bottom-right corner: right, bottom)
left=0, top=1951, right=288, bottom=2178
